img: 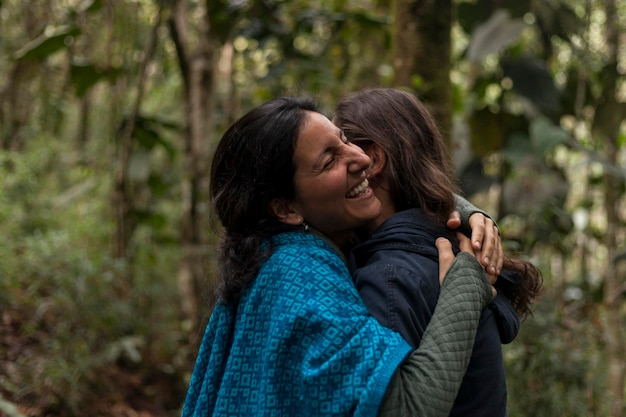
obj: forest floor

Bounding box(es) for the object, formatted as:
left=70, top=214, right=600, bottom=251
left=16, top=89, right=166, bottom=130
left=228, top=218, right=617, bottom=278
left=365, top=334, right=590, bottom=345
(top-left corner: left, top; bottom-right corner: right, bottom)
left=1, top=308, right=180, bottom=417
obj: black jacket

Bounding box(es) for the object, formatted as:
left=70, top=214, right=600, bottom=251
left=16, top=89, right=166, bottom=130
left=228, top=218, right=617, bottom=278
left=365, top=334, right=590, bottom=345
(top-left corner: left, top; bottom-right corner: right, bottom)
left=349, top=208, right=519, bottom=417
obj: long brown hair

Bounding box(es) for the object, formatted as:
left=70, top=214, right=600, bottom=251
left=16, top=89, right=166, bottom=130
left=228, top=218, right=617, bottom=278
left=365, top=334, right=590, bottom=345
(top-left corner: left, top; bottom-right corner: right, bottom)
left=502, top=256, right=543, bottom=320
left=334, top=88, right=457, bottom=224
left=335, top=88, right=542, bottom=316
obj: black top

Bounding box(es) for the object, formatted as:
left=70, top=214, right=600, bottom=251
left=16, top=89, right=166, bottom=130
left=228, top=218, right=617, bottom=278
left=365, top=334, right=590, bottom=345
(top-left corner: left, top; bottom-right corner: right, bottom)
left=350, top=208, right=520, bottom=417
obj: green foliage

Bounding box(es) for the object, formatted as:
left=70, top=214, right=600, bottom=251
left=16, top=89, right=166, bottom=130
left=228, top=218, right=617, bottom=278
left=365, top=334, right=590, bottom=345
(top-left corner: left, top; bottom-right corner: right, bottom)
left=13, top=26, right=81, bottom=61
left=529, top=116, right=569, bottom=158
left=501, top=54, right=562, bottom=117
left=465, top=9, right=527, bottom=62
left=223, top=0, right=391, bottom=112
left=457, top=0, right=532, bottom=35
left=505, top=291, right=611, bottom=417
left=70, top=63, right=123, bottom=98
left=1, top=0, right=625, bottom=415
left=0, top=135, right=186, bottom=414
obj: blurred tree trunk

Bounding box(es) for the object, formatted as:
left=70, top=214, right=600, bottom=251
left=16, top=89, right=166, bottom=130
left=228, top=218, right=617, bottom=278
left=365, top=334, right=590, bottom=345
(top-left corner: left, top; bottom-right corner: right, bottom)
left=597, top=0, right=626, bottom=415
left=112, top=2, right=162, bottom=292
left=392, top=0, right=453, bottom=144
left=169, top=0, right=218, bottom=338
left=0, top=0, right=43, bottom=151
left=0, top=62, right=35, bottom=151
left=77, top=94, right=91, bottom=154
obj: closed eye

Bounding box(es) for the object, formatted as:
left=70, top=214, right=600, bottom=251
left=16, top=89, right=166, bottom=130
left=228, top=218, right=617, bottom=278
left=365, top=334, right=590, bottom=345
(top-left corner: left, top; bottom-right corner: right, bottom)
left=318, top=130, right=349, bottom=171
left=322, top=155, right=336, bottom=170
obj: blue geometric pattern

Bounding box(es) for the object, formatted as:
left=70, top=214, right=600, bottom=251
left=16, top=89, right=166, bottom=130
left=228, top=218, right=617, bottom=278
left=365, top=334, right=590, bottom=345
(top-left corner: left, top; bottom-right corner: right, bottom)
left=181, top=232, right=411, bottom=417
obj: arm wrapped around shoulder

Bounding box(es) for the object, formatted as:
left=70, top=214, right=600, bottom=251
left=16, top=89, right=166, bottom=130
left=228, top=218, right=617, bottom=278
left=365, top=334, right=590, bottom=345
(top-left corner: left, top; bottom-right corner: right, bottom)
left=377, top=253, right=491, bottom=417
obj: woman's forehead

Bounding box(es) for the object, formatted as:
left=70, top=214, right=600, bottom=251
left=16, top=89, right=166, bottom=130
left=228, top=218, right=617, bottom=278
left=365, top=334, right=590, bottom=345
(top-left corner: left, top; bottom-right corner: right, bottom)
left=300, top=111, right=340, bottom=137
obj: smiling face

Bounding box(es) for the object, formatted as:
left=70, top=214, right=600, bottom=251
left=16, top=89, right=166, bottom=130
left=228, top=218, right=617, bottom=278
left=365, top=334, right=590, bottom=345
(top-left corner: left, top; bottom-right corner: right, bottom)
left=285, top=111, right=382, bottom=247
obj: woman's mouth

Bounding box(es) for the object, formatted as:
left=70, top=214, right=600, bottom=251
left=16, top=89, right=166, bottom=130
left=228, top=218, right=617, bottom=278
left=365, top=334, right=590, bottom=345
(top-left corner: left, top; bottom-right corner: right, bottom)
left=346, top=178, right=370, bottom=198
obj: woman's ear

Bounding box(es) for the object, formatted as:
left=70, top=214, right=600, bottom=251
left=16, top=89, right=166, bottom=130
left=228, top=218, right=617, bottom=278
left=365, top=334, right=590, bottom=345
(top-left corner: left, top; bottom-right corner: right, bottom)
left=268, top=198, right=303, bottom=226
left=368, top=143, right=387, bottom=177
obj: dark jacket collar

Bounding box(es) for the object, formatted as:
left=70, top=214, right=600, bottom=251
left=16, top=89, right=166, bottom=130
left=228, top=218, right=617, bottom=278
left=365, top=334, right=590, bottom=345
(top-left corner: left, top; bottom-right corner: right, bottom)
left=350, top=208, right=458, bottom=270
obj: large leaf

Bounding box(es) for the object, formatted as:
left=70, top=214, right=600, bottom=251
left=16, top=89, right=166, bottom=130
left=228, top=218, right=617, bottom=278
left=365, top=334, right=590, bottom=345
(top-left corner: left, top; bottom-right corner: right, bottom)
left=530, top=116, right=569, bottom=158
left=134, top=116, right=178, bottom=158
left=70, top=62, right=122, bottom=98
left=466, top=9, right=527, bottom=62
left=501, top=156, right=569, bottom=212
left=502, top=132, right=532, bottom=165
left=13, top=26, right=80, bottom=61
left=117, top=115, right=179, bottom=159
left=501, top=54, right=561, bottom=116
left=77, top=0, right=103, bottom=14
left=534, top=0, right=585, bottom=42
left=458, top=0, right=532, bottom=36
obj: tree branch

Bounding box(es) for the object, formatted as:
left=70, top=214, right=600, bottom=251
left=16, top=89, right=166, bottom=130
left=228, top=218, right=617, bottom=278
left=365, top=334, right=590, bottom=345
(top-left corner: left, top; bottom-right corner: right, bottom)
left=168, top=0, right=190, bottom=93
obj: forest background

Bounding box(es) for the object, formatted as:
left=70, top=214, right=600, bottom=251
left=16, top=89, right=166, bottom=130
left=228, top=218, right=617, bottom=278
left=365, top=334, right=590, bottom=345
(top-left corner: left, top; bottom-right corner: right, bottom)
left=0, top=0, right=625, bottom=416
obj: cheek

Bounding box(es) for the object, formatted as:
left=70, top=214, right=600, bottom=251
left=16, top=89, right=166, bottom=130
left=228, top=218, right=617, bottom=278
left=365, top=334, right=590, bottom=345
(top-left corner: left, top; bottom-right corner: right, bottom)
left=295, top=176, right=344, bottom=209
left=316, top=176, right=345, bottom=199
left=296, top=185, right=326, bottom=208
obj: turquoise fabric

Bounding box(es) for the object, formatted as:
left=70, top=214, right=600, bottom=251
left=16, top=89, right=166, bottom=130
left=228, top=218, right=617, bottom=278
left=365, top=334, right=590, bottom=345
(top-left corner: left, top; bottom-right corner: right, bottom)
left=181, top=232, right=412, bottom=417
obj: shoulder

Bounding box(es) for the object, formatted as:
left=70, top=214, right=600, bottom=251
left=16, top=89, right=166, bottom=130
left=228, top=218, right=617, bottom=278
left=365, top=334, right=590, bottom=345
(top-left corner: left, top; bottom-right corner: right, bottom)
left=253, top=232, right=375, bottom=320
left=353, top=253, right=438, bottom=289
left=270, top=232, right=348, bottom=275
left=351, top=210, right=453, bottom=266
left=261, top=232, right=356, bottom=296
left=351, top=229, right=440, bottom=289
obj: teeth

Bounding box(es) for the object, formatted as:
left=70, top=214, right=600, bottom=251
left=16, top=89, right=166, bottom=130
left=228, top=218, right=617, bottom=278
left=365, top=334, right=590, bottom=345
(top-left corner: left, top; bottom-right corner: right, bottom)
left=346, top=178, right=369, bottom=198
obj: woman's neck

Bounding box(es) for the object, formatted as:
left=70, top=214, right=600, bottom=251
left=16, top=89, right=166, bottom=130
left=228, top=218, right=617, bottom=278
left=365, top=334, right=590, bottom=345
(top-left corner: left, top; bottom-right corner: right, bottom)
left=364, top=184, right=397, bottom=236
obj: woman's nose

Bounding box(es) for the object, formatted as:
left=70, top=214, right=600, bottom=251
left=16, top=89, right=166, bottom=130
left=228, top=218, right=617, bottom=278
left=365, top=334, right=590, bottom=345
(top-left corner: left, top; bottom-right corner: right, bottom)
left=346, top=144, right=371, bottom=173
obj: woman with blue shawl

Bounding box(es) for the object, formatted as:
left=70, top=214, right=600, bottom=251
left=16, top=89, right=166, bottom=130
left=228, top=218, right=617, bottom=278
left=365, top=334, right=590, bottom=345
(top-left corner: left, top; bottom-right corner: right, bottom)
left=181, top=96, right=496, bottom=417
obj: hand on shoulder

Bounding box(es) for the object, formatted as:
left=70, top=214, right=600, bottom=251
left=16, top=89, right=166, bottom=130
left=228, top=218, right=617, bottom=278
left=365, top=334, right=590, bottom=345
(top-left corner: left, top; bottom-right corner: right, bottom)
left=436, top=234, right=497, bottom=299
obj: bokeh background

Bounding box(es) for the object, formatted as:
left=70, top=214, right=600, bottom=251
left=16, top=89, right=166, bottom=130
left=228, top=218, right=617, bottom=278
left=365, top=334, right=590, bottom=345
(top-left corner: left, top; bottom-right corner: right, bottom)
left=0, top=0, right=625, bottom=416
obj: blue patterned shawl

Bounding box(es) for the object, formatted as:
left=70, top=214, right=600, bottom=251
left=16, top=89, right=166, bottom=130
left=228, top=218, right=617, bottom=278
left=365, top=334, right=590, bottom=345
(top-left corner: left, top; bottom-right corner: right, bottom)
left=181, top=232, right=411, bottom=417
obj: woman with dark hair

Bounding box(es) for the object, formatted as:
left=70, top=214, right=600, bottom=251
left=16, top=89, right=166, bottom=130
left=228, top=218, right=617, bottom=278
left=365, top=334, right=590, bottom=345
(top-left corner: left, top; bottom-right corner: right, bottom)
left=333, top=88, right=543, bottom=417
left=181, top=96, right=498, bottom=417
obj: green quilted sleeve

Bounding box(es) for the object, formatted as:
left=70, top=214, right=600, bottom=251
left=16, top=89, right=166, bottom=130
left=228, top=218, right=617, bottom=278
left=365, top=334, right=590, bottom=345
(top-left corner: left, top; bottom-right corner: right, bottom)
left=453, top=194, right=499, bottom=237
left=377, top=253, right=492, bottom=417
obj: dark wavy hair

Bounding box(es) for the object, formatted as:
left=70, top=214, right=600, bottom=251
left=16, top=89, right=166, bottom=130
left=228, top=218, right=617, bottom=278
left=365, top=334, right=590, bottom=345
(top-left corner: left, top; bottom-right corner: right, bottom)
left=501, top=257, right=543, bottom=320
left=210, top=96, right=317, bottom=303
left=335, top=87, right=542, bottom=317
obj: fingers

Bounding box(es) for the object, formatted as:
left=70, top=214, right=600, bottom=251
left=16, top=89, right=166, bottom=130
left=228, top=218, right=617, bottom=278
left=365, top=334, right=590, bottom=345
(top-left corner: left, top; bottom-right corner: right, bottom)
left=468, top=213, right=486, bottom=252
left=489, top=222, right=503, bottom=276
left=436, top=237, right=455, bottom=285
left=446, top=210, right=462, bottom=230
left=480, top=221, right=502, bottom=277
left=456, top=232, right=497, bottom=286
left=456, top=232, right=474, bottom=254
left=468, top=213, right=502, bottom=277
left=440, top=234, right=497, bottom=299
